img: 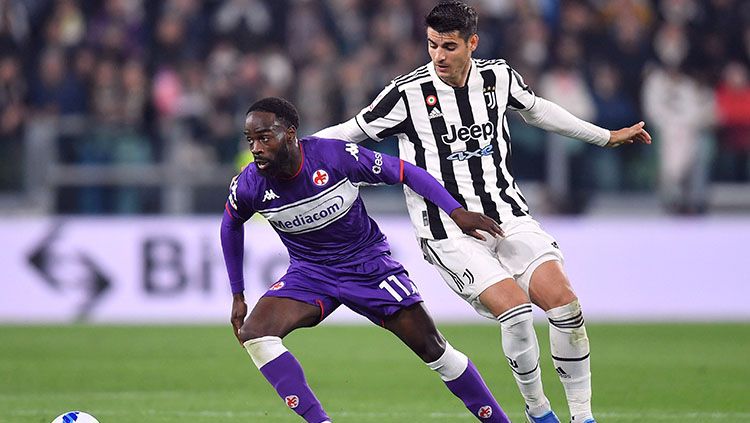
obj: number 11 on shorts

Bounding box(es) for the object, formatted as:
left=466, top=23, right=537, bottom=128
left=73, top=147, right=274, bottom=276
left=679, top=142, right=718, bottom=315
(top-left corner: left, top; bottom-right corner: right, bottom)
left=379, top=275, right=418, bottom=302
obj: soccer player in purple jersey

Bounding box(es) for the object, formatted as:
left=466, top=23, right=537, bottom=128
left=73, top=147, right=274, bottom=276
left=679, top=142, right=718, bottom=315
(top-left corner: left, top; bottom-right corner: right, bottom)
left=221, top=97, right=511, bottom=423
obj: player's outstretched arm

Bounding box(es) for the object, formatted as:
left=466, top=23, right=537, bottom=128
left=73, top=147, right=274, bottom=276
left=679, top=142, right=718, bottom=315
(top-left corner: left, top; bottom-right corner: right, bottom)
left=605, top=121, right=652, bottom=148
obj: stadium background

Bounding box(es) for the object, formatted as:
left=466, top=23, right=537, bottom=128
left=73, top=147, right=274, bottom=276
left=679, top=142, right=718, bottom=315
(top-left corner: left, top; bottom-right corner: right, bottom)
left=1, top=0, right=749, bottom=422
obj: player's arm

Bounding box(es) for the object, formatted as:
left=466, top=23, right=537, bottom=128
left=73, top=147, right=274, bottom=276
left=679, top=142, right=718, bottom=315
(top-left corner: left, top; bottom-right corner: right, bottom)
left=313, top=82, right=407, bottom=143
left=344, top=144, right=503, bottom=240
left=402, top=161, right=503, bottom=240
left=505, top=65, right=651, bottom=147
left=312, top=117, right=368, bottom=142
left=220, top=175, right=255, bottom=343
left=220, top=208, right=248, bottom=344
left=518, top=97, right=651, bottom=147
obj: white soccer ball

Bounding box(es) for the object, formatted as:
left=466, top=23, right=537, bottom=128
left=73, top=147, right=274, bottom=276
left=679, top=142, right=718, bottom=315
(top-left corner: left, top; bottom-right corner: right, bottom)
left=51, top=411, right=100, bottom=423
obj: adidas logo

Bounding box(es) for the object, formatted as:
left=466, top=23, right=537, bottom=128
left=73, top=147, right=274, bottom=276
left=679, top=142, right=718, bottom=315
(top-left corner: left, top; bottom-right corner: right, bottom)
left=428, top=107, right=443, bottom=119
left=555, top=366, right=571, bottom=379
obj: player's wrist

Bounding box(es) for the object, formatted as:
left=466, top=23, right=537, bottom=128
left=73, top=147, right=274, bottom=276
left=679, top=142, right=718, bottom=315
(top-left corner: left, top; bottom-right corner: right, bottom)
left=232, top=292, right=245, bottom=301
left=448, top=206, right=464, bottom=219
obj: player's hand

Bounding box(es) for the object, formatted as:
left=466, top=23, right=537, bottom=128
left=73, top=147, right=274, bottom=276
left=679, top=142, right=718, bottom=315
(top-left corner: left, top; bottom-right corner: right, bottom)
left=606, top=121, right=652, bottom=148
left=230, top=293, right=248, bottom=345
left=449, top=208, right=504, bottom=241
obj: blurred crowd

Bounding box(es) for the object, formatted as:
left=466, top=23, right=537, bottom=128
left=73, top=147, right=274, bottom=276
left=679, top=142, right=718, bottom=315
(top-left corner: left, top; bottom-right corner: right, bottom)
left=0, top=0, right=748, bottom=214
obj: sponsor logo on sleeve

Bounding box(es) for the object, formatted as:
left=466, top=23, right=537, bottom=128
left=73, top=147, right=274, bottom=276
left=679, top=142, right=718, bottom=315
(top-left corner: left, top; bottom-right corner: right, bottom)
left=371, top=152, right=383, bottom=174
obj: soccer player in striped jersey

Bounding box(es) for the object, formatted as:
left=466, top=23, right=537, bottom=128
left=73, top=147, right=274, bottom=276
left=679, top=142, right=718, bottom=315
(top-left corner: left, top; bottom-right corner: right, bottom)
left=222, top=97, right=511, bottom=422
left=314, top=2, right=651, bottom=423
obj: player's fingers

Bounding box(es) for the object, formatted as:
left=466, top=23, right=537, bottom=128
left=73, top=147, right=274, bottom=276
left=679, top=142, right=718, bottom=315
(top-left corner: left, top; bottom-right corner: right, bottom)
left=466, top=229, right=486, bottom=241
left=231, top=320, right=242, bottom=343
left=484, top=220, right=503, bottom=237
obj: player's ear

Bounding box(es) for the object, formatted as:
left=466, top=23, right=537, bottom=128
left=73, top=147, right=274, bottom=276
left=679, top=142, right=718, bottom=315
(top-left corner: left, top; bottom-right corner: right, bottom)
left=469, top=33, right=479, bottom=52
left=286, top=125, right=297, bottom=140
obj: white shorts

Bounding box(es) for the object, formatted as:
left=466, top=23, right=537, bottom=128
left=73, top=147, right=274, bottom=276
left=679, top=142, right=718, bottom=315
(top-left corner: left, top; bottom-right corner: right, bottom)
left=420, top=217, right=563, bottom=319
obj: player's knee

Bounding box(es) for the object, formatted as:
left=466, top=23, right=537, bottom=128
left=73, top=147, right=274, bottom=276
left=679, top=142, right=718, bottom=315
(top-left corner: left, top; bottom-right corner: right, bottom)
left=403, top=331, right=445, bottom=363
left=546, top=299, right=583, bottom=324
left=238, top=321, right=275, bottom=344
left=421, top=332, right=448, bottom=363
left=243, top=336, right=288, bottom=369
left=533, top=284, right=577, bottom=311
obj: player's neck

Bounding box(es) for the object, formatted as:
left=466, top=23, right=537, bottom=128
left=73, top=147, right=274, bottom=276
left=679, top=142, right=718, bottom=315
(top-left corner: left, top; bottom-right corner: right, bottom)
left=278, top=139, right=303, bottom=180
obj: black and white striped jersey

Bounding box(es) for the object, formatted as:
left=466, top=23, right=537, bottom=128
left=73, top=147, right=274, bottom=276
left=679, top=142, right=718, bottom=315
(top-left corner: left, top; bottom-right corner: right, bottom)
left=349, top=59, right=537, bottom=240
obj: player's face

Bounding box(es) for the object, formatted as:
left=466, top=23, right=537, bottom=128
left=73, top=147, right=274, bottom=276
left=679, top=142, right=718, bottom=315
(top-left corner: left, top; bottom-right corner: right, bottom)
left=244, top=111, right=295, bottom=177
left=426, top=28, right=478, bottom=86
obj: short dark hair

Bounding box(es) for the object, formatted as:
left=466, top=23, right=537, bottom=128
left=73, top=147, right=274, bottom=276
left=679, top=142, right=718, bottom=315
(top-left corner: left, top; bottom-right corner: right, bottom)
left=246, top=97, right=299, bottom=129
left=425, top=1, right=478, bottom=41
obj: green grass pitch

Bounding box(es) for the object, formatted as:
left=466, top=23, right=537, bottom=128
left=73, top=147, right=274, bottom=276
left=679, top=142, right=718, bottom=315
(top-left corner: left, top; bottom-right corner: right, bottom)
left=2, top=323, right=749, bottom=422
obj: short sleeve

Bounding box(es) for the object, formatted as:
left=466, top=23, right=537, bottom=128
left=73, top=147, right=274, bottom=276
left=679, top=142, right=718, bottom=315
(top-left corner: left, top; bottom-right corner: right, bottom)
left=225, top=173, right=255, bottom=221
left=354, top=82, right=409, bottom=141
left=339, top=142, right=403, bottom=186
left=506, top=66, right=537, bottom=111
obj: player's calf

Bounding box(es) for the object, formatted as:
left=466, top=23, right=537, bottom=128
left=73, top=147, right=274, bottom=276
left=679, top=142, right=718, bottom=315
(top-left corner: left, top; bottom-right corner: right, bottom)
left=497, top=303, right=555, bottom=420
left=546, top=300, right=594, bottom=423
left=245, top=336, right=330, bottom=423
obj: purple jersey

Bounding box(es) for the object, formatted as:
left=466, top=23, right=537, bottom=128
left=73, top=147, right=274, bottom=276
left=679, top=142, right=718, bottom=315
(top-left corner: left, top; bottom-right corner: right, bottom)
left=226, top=137, right=405, bottom=265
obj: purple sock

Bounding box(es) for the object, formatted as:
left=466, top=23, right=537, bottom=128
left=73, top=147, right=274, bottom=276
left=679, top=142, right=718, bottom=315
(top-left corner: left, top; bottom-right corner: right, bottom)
left=258, top=351, right=330, bottom=423
left=444, top=360, right=510, bottom=422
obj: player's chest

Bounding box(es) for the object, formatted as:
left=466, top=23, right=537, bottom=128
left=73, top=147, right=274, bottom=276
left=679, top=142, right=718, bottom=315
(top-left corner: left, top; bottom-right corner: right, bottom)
left=255, top=166, right=358, bottom=234
left=255, top=164, right=349, bottom=211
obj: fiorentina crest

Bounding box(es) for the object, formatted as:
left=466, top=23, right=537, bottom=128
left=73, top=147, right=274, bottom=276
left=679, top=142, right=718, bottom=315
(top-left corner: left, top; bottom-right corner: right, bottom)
left=285, top=395, right=300, bottom=409
left=478, top=405, right=493, bottom=418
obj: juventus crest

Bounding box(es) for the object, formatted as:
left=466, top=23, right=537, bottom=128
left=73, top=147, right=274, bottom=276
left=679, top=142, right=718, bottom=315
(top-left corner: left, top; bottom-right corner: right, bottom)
left=484, top=85, right=497, bottom=109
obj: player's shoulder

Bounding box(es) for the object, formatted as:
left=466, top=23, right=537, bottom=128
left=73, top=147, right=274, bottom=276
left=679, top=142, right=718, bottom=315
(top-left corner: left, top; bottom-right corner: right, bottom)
left=232, top=161, right=263, bottom=197
left=475, top=57, right=510, bottom=70
left=391, top=64, right=432, bottom=89
left=302, top=136, right=360, bottom=162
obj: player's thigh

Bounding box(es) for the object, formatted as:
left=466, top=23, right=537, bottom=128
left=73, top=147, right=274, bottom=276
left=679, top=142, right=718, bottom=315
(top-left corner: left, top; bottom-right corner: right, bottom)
left=339, top=256, right=423, bottom=326
left=241, top=296, right=323, bottom=340
left=497, top=219, right=564, bottom=296
left=526, top=259, right=577, bottom=312
left=241, top=267, right=341, bottom=340
left=383, top=302, right=446, bottom=363
left=421, top=236, right=516, bottom=319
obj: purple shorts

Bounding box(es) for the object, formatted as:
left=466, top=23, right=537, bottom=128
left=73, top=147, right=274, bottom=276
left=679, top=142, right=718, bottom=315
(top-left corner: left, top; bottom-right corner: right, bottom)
left=262, top=253, right=423, bottom=325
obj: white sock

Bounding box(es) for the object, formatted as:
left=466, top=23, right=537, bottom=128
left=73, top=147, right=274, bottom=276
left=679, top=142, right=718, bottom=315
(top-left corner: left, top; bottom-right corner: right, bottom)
left=498, top=303, right=551, bottom=416
left=426, top=342, right=468, bottom=381
left=243, top=336, right=288, bottom=369
left=547, top=300, right=593, bottom=421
